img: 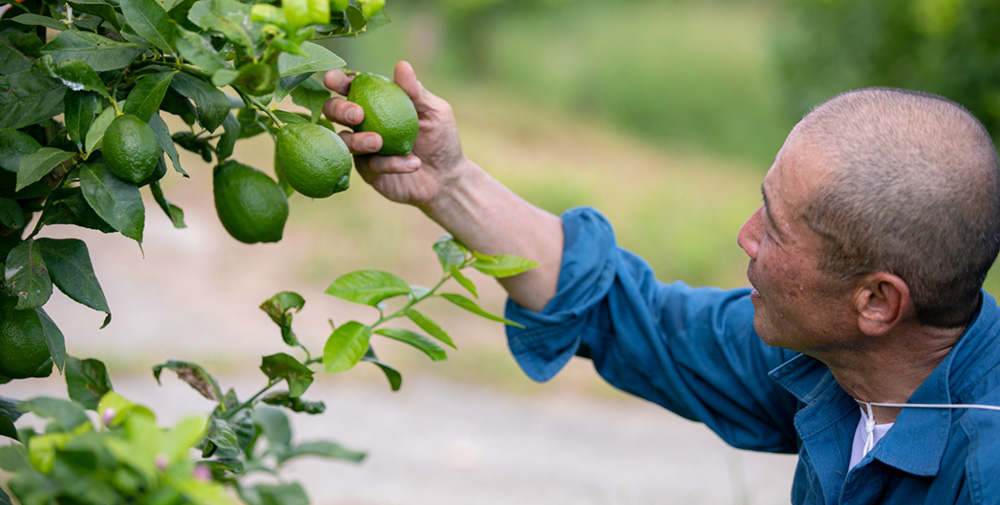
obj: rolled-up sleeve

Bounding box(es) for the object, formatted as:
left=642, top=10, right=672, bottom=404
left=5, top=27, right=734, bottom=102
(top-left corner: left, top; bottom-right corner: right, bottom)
left=505, top=207, right=800, bottom=452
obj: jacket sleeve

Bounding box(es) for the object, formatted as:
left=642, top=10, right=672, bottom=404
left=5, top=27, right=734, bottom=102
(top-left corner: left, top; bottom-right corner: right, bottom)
left=504, top=207, right=800, bottom=453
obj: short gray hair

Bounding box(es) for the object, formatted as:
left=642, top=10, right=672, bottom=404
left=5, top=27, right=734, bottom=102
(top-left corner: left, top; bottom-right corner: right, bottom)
left=800, top=88, right=1000, bottom=328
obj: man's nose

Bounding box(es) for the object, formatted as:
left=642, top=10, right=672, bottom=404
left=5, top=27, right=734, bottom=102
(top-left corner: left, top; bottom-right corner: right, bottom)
left=737, top=206, right=763, bottom=259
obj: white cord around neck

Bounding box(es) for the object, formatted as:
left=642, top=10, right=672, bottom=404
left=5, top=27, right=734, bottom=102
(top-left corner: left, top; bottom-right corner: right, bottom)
left=861, top=401, right=1000, bottom=412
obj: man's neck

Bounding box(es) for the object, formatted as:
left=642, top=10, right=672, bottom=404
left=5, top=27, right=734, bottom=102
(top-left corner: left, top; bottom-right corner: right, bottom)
left=819, top=324, right=964, bottom=424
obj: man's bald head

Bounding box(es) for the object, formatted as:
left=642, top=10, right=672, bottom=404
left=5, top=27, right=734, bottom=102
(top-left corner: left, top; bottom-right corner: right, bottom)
left=796, top=87, right=1000, bottom=328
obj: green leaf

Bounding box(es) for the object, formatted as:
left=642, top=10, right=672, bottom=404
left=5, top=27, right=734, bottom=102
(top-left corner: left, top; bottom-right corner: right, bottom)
left=175, top=27, right=228, bottom=74
left=324, top=270, right=411, bottom=306
left=65, top=357, right=113, bottom=410
left=37, top=238, right=110, bottom=319
left=187, top=0, right=256, bottom=59
left=440, top=293, right=524, bottom=327
left=40, top=31, right=144, bottom=72
left=16, top=147, right=74, bottom=191
left=450, top=265, right=478, bottom=298
left=43, top=189, right=117, bottom=233
left=36, top=56, right=110, bottom=99
left=260, top=353, right=313, bottom=398
left=10, top=14, right=68, bottom=31
left=149, top=180, right=187, bottom=228
left=152, top=359, right=222, bottom=401
left=277, top=42, right=345, bottom=77
left=67, top=0, right=123, bottom=31
left=278, top=440, right=365, bottom=464
left=19, top=397, right=90, bottom=433
left=123, top=71, right=176, bottom=122
left=274, top=73, right=313, bottom=102
left=0, top=128, right=42, bottom=172
left=261, top=391, right=325, bottom=414
left=84, top=104, right=117, bottom=156
left=323, top=321, right=371, bottom=373
left=0, top=444, right=31, bottom=472
left=259, top=291, right=305, bottom=346
left=0, top=199, right=24, bottom=230
left=169, top=72, right=230, bottom=132
left=0, top=396, right=23, bottom=442
left=433, top=233, right=468, bottom=271
left=4, top=239, right=52, bottom=310
left=374, top=328, right=446, bottom=361
left=252, top=405, right=291, bottom=448
left=471, top=254, right=540, bottom=278
left=361, top=347, right=401, bottom=391
left=80, top=164, right=145, bottom=243
left=37, top=307, right=66, bottom=372
left=204, top=417, right=239, bottom=458
left=148, top=113, right=187, bottom=176
left=64, top=92, right=99, bottom=149
left=404, top=308, right=456, bottom=349
left=272, top=109, right=309, bottom=125
left=254, top=483, right=309, bottom=505
left=216, top=111, right=240, bottom=159
left=121, top=0, right=175, bottom=53
left=0, top=69, right=66, bottom=131
left=290, top=78, right=329, bottom=123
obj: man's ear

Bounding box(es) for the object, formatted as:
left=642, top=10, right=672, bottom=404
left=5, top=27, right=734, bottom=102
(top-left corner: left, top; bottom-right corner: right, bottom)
left=855, top=273, right=911, bottom=336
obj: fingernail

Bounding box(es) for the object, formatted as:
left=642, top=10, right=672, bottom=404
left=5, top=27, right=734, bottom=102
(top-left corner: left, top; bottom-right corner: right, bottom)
left=364, top=137, right=378, bottom=151
left=405, top=158, right=420, bottom=169
left=346, top=107, right=358, bottom=123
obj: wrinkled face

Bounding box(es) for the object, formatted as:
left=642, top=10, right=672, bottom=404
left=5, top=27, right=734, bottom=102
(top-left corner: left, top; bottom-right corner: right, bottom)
left=736, top=133, right=855, bottom=354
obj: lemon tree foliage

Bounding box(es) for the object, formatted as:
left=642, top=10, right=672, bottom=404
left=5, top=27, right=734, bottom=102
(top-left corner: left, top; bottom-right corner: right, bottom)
left=0, top=0, right=538, bottom=502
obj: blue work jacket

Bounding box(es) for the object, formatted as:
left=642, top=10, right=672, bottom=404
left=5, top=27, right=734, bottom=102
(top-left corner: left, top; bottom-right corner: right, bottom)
left=504, top=207, right=1000, bottom=504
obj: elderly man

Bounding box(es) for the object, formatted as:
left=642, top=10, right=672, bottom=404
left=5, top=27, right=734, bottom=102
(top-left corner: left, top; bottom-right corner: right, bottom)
left=323, top=63, right=1000, bottom=504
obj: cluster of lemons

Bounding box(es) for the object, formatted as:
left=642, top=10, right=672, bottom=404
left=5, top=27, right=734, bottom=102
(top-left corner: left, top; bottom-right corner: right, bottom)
left=214, top=71, right=418, bottom=244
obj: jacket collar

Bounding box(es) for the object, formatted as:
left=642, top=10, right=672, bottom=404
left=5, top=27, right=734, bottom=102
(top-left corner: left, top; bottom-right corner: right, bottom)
left=767, top=290, right=999, bottom=478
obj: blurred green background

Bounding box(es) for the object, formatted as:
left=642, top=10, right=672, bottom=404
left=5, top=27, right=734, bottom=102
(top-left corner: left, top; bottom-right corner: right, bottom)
left=320, top=0, right=1000, bottom=294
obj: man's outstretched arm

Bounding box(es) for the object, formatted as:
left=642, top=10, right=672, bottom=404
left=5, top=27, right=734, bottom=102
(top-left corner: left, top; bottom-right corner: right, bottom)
left=323, top=61, right=563, bottom=312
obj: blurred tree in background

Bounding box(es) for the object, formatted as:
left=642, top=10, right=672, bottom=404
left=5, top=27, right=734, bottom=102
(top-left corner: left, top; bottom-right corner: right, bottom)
left=775, top=0, right=1000, bottom=138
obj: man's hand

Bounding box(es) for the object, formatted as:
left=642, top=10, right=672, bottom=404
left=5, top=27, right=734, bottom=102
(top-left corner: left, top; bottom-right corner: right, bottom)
left=323, top=61, right=563, bottom=311
left=322, top=61, right=467, bottom=208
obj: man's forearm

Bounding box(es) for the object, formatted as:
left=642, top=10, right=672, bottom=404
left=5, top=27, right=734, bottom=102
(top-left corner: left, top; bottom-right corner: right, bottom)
left=420, top=158, right=563, bottom=312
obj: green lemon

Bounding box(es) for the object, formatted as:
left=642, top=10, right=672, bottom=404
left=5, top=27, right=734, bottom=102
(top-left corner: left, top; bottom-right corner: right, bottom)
left=358, top=0, right=384, bottom=18
left=347, top=72, right=418, bottom=156
left=0, top=294, right=51, bottom=379
left=213, top=161, right=289, bottom=244
left=103, top=114, right=161, bottom=184
left=283, top=0, right=330, bottom=28
left=275, top=123, right=352, bottom=198
left=330, top=0, right=348, bottom=11
left=102, top=114, right=160, bottom=183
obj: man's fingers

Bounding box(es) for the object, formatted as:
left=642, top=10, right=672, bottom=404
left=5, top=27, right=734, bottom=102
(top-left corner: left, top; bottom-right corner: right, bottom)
left=323, top=69, right=353, bottom=95
left=394, top=61, right=438, bottom=115
left=364, top=155, right=422, bottom=175
left=338, top=131, right=382, bottom=154
left=323, top=97, right=363, bottom=126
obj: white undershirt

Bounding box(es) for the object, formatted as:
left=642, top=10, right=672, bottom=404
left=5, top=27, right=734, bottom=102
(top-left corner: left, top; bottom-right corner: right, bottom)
left=849, top=406, right=893, bottom=470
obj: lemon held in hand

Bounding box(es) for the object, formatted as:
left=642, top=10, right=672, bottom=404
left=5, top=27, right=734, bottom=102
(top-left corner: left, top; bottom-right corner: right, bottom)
left=0, top=294, right=52, bottom=380
left=348, top=72, right=418, bottom=156
left=275, top=123, right=352, bottom=198
left=103, top=114, right=161, bottom=184
left=213, top=161, right=289, bottom=244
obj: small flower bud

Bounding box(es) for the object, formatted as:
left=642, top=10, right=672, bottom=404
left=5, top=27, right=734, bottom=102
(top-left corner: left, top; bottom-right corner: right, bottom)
left=192, top=465, right=212, bottom=481
left=155, top=453, right=169, bottom=471
left=101, top=408, right=116, bottom=426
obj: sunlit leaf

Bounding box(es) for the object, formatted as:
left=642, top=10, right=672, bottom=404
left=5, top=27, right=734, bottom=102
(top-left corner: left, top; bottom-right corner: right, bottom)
left=404, top=308, right=455, bottom=349
left=325, top=270, right=411, bottom=306
left=323, top=321, right=370, bottom=373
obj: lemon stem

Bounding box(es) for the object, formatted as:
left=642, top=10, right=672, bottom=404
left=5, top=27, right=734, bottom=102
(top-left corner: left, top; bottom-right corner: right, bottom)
left=238, top=88, right=284, bottom=128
